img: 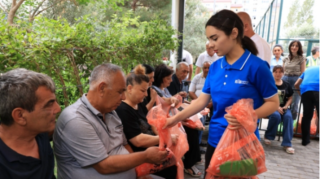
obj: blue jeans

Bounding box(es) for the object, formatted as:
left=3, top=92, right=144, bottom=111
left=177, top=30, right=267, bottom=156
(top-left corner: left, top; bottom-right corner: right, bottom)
left=282, top=75, right=300, bottom=119
left=265, top=109, right=293, bottom=147
left=198, top=116, right=206, bottom=144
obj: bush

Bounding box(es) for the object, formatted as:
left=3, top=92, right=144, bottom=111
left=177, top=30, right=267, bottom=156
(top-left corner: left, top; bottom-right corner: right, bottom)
left=0, top=12, right=178, bottom=109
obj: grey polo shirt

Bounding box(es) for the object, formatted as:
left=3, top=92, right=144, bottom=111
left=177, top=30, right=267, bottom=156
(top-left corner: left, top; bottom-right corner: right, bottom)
left=53, top=94, right=136, bottom=179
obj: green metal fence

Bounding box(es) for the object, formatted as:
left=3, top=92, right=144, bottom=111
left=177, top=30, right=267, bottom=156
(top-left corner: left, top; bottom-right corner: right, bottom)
left=254, top=0, right=319, bottom=56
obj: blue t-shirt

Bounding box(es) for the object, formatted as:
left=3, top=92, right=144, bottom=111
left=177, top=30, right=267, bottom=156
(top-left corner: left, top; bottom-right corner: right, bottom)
left=202, top=49, right=277, bottom=148
left=270, top=56, right=283, bottom=72
left=299, top=66, right=319, bottom=95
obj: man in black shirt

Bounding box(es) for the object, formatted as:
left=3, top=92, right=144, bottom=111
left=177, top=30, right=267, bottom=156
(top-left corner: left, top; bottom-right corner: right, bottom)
left=0, top=69, right=61, bottom=179
left=264, top=65, right=295, bottom=154
left=167, top=62, right=189, bottom=98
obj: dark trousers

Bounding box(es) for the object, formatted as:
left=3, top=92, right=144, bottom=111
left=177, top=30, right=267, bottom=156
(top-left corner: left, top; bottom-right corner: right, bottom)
left=204, top=143, right=216, bottom=178
left=154, top=165, right=177, bottom=179
left=301, top=91, right=319, bottom=145
left=183, top=126, right=201, bottom=168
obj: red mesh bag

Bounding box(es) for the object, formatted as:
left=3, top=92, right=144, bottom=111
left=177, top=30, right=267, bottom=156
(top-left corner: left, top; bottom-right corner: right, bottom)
left=180, top=103, right=205, bottom=130
left=294, top=111, right=319, bottom=137
left=136, top=96, right=188, bottom=179
left=206, top=99, right=267, bottom=179
left=168, top=109, right=189, bottom=179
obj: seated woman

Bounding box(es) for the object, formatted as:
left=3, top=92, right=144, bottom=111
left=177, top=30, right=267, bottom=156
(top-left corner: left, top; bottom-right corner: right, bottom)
left=264, top=65, right=295, bottom=154
left=152, top=64, right=202, bottom=177
left=115, top=64, right=177, bottom=178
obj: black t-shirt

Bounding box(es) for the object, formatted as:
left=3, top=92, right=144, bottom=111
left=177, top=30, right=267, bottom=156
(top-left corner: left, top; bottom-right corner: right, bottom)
left=139, top=88, right=152, bottom=115
left=277, top=80, right=294, bottom=107
left=116, top=102, right=155, bottom=152
left=167, top=74, right=182, bottom=96
left=0, top=133, right=55, bottom=179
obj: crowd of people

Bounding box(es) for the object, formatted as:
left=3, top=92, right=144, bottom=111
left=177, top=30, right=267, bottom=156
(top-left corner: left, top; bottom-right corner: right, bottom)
left=0, top=9, right=319, bottom=179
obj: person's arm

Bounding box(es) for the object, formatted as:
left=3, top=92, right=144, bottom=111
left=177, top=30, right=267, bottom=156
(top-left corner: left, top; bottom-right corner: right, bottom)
left=165, top=93, right=211, bottom=128
left=188, top=76, right=197, bottom=100
left=189, top=92, right=197, bottom=100
left=188, top=64, right=193, bottom=81
left=129, top=134, right=159, bottom=148
left=300, top=59, right=306, bottom=74
left=283, top=96, right=293, bottom=110
left=92, top=146, right=168, bottom=174
left=195, top=67, right=201, bottom=75
left=294, top=78, right=303, bottom=96
left=146, top=88, right=157, bottom=111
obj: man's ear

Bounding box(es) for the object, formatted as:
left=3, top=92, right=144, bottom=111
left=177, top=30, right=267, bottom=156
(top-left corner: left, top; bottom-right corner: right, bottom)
left=11, top=108, right=27, bottom=126
left=97, top=82, right=108, bottom=96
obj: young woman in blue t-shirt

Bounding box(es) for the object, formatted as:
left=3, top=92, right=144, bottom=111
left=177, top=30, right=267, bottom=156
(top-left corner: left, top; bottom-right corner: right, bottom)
left=164, top=9, right=279, bottom=175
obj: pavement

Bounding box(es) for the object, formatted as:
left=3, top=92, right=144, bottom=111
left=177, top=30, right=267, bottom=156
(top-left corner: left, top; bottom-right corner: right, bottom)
left=184, top=119, right=319, bottom=179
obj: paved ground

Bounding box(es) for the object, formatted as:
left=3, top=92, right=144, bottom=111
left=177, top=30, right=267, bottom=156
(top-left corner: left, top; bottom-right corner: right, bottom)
left=184, top=120, right=319, bottom=179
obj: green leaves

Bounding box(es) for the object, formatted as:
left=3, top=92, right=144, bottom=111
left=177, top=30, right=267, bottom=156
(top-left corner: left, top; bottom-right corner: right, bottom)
left=0, top=12, right=177, bottom=110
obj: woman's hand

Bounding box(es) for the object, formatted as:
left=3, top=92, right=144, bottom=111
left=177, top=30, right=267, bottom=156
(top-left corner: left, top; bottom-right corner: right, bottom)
left=179, top=91, right=187, bottom=98
left=170, top=97, right=180, bottom=107
left=277, top=107, right=284, bottom=115
left=224, top=114, right=241, bottom=130
left=170, top=134, right=178, bottom=145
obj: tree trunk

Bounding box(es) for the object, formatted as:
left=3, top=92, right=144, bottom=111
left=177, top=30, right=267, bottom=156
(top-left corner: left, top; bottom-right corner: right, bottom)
left=7, top=0, right=25, bottom=25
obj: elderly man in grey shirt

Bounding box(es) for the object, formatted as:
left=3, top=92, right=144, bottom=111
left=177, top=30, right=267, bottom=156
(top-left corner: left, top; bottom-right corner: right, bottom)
left=53, top=63, right=168, bottom=179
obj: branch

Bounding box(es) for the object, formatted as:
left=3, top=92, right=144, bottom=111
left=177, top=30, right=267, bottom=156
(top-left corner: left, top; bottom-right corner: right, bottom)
left=31, top=0, right=46, bottom=17
left=34, top=4, right=54, bottom=16
left=0, top=3, right=7, bottom=12
left=8, top=0, right=25, bottom=25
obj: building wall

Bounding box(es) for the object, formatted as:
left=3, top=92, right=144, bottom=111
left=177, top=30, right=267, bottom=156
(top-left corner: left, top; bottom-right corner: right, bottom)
left=201, top=0, right=272, bottom=28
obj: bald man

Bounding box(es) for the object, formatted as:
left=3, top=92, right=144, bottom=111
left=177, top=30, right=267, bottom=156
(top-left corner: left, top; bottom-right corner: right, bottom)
left=237, top=12, right=271, bottom=65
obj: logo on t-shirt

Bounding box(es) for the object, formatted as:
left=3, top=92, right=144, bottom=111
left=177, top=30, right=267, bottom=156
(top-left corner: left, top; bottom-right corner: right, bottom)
left=235, top=79, right=249, bottom=85
left=277, top=89, right=285, bottom=105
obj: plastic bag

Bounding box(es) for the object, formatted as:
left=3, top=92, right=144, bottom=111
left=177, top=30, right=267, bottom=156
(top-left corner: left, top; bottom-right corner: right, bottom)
left=147, top=104, right=173, bottom=149
left=135, top=148, right=177, bottom=177
left=143, top=96, right=189, bottom=179
left=206, top=99, right=267, bottom=179
left=135, top=96, right=183, bottom=177
left=168, top=109, right=189, bottom=179
left=200, top=107, right=210, bottom=116
left=294, top=110, right=318, bottom=137
left=180, top=103, right=205, bottom=130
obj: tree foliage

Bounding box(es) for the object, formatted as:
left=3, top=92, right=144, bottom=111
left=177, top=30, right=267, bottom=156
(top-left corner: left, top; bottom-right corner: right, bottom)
left=284, top=0, right=318, bottom=38
left=0, top=12, right=178, bottom=109
left=183, top=0, right=210, bottom=57
left=0, top=0, right=125, bottom=25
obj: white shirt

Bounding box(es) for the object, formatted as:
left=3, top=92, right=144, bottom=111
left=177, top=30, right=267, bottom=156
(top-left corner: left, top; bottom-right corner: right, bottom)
left=170, top=50, right=193, bottom=68
left=195, top=51, right=221, bottom=67
left=189, top=72, right=206, bottom=97
left=251, top=34, right=271, bottom=65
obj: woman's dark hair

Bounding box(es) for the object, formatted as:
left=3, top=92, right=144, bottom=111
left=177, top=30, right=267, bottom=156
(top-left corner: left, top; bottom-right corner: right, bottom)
left=272, top=65, right=284, bottom=73
left=288, top=40, right=303, bottom=60
left=273, top=44, right=284, bottom=56
left=205, top=10, right=258, bottom=55
left=126, top=64, right=149, bottom=86
left=142, top=64, right=155, bottom=75
left=153, top=64, right=173, bottom=87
